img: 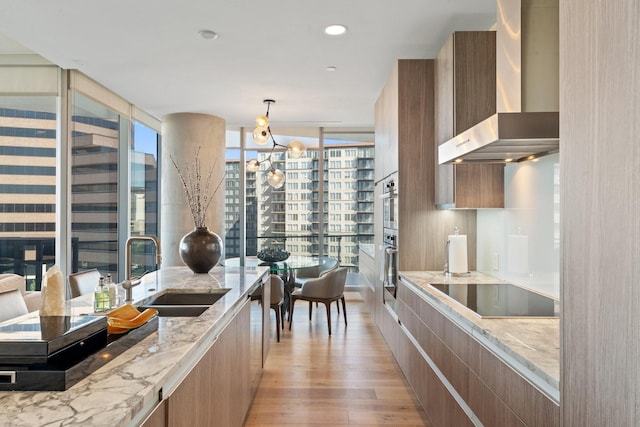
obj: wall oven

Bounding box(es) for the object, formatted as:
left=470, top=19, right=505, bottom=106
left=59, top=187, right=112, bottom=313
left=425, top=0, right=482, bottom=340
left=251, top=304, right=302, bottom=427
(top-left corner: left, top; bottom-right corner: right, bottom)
left=380, top=176, right=399, bottom=311
left=382, top=229, right=398, bottom=311
left=381, top=178, right=398, bottom=230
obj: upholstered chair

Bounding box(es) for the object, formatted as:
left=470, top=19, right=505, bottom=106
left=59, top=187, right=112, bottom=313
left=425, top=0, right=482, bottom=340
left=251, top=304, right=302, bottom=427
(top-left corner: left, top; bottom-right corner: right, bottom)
left=0, top=289, right=29, bottom=323
left=68, top=269, right=102, bottom=298
left=289, top=267, right=347, bottom=335
left=250, top=274, right=285, bottom=342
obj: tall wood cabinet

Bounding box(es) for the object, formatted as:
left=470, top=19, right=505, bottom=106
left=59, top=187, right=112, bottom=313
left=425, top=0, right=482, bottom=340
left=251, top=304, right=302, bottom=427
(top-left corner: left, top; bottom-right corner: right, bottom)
left=434, top=31, right=504, bottom=208
left=374, top=63, right=399, bottom=181
left=374, top=59, right=477, bottom=274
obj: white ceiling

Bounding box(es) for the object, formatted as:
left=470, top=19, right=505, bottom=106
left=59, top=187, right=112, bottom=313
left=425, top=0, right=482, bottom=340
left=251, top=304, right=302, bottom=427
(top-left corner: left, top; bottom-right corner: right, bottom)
left=0, top=1, right=496, bottom=128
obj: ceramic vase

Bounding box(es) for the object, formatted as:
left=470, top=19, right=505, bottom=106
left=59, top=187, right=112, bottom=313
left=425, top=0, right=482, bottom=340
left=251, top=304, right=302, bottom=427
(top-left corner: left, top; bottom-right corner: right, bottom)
left=179, top=227, right=223, bottom=273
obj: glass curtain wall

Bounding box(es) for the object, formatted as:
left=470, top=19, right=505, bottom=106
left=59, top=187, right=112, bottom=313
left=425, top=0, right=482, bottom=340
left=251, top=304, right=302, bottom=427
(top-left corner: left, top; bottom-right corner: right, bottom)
left=224, top=130, right=242, bottom=258
left=70, top=92, right=120, bottom=277
left=129, top=121, right=160, bottom=277
left=225, top=128, right=374, bottom=272
left=0, top=96, right=57, bottom=290
left=245, top=130, right=320, bottom=256
left=1, top=64, right=162, bottom=289
left=323, top=132, right=375, bottom=270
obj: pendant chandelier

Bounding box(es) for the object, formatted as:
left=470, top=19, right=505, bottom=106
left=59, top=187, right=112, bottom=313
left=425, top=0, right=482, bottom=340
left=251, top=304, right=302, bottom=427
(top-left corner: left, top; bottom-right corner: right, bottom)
left=246, top=99, right=307, bottom=188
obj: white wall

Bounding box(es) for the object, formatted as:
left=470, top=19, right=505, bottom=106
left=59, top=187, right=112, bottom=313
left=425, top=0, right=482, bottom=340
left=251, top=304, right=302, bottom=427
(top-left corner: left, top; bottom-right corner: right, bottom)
left=476, top=153, right=559, bottom=299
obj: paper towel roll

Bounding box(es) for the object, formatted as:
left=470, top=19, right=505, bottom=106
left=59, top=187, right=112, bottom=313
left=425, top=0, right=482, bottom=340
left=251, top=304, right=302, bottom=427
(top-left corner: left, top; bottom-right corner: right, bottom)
left=448, top=235, right=468, bottom=273
left=40, top=265, right=66, bottom=316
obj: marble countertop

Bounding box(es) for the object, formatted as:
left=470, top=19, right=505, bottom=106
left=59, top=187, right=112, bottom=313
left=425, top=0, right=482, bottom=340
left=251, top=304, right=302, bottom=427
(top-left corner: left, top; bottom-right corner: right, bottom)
left=0, top=265, right=269, bottom=427
left=400, top=271, right=560, bottom=403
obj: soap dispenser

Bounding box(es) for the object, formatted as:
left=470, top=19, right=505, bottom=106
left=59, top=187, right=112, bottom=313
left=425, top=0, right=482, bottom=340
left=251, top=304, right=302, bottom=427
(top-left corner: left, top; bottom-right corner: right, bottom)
left=94, top=276, right=110, bottom=313
left=106, top=273, right=118, bottom=308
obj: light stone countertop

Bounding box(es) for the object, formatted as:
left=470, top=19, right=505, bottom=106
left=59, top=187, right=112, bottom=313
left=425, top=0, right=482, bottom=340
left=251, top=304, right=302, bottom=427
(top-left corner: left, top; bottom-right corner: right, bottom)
left=0, top=265, right=269, bottom=427
left=400, top=271, right=560, bottom=403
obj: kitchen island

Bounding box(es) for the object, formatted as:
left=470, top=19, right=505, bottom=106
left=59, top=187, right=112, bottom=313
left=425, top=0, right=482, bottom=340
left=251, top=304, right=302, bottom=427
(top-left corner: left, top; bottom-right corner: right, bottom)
left=0, top=265, right=269, bottom=427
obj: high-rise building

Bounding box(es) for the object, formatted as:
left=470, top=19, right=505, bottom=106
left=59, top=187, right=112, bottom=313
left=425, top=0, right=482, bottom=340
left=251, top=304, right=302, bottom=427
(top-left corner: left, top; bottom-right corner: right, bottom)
left=224, top=141, right=374, bottom=270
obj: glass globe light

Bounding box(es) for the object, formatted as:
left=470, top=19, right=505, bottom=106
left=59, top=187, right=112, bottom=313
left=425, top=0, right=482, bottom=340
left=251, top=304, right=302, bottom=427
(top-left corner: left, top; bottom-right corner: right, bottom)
left=287, top=140, right=306, bottom=159
left=256, top=115, right=269, bottom=128
left=246, top=159, right=260, bottom=172
left=252, top=126, right=270, bottom=145
left=267, top=168, right=285, bottom=188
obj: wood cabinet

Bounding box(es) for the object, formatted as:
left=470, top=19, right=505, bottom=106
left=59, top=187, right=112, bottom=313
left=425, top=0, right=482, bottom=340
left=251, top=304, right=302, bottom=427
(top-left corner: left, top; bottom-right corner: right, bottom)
left=374, top=64, right=399, bottom=181
left=434, top=31, right=505, bottom=208
left=165, top=300, right=252, bottom=427
left=396, top=279, right=559, bottom=426
left=140, top=400, right=166, bottom=427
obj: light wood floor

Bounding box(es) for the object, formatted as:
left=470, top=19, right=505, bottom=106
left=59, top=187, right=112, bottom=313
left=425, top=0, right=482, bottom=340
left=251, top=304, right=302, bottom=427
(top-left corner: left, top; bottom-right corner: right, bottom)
left=244, top=292, right=431, bottom=426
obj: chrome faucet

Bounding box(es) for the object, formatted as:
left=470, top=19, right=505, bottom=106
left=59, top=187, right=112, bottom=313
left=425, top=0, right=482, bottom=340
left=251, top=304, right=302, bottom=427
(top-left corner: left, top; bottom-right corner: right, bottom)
left=123, top=235, right=162, bottom=302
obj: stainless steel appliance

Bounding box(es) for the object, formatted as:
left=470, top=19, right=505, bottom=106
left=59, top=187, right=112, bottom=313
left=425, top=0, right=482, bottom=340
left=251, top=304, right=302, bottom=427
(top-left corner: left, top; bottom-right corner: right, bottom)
left=381, top=177, right=398, bottom=230
left=382, top=230, right=398, bottom=311
left=380, top=175, right=399, bottom=311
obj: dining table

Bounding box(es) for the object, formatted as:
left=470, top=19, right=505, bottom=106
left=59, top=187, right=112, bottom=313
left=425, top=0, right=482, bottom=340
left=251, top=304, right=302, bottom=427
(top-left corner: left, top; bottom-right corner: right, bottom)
left=224, top=256, right=328, bottom=314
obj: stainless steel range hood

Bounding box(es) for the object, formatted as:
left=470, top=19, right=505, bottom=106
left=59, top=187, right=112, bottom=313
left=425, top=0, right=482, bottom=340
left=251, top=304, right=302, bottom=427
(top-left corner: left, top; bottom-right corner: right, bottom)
left=438, top=0, right=559, bottom=164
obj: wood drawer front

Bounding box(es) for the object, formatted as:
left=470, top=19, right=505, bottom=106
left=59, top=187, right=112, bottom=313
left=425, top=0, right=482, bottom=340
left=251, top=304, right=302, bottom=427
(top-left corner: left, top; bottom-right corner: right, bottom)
left=400, top=294, right=523, bottom=426
left=477, top=344, right=559, bottom=427
left=397, top=322, right=474, bottom=427
left=399, top=282, right=559, bottom=427
left=378, top=304, right=399, bottom=358
left=398, top=298, right=471, bottom=402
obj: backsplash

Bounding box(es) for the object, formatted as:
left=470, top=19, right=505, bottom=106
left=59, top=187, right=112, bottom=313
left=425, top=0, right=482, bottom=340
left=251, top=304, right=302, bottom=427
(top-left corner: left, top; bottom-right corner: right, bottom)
left=476, top=153, right=560, bottom=299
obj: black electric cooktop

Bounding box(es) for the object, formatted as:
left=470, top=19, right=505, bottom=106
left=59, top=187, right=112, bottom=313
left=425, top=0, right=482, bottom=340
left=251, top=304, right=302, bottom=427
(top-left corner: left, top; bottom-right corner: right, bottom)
left=428, top=283, right=558, bottom=318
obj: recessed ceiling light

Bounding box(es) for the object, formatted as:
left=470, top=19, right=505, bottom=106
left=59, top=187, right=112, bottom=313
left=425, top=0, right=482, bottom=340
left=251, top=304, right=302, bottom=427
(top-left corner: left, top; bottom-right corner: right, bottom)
left=326, top=66, right=337, bottom=72
left=198, top=30, right=218, bottom=40
left=324, top=24, right=347, bottom=36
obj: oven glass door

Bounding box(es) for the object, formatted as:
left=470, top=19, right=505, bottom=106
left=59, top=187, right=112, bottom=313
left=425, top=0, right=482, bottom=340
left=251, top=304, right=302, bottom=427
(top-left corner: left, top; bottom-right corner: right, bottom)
left=382, top=237, right=398, bottom=312
left=383, top=195, right=398, bottom=229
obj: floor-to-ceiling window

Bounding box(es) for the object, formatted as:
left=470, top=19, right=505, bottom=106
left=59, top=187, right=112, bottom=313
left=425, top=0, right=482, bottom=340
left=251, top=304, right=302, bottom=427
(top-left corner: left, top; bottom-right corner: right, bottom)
left=0, top=96, right=57, bottom=290
left=131, top=121, right=159, bottom=237
left=1, top=63, right=161, bottom=289
left=70, top=92, right=121, bottom=277
left=323, top=132, right=375, bottom=270
left=129, top=120, right=160, bottom=277
left=224, top=128, right=374, bottom=271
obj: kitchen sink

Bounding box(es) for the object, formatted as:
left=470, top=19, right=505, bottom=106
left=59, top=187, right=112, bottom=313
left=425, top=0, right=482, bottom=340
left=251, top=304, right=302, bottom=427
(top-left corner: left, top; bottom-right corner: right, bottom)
left=140, top=290, right=230, bottom=317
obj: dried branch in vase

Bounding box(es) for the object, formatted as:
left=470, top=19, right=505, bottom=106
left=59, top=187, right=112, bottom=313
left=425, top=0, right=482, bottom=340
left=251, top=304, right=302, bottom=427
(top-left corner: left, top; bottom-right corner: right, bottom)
left=170, top=147, right=225, bottom=228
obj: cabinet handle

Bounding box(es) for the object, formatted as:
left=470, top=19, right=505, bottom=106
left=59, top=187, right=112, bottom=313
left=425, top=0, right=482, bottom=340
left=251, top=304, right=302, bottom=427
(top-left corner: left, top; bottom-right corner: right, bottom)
left=0, top=371, right=16, bottom=384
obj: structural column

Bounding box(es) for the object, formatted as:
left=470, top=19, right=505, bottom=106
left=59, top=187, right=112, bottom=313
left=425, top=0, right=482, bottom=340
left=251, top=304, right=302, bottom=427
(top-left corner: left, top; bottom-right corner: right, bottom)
left=161, top=113, right=226, bottom=268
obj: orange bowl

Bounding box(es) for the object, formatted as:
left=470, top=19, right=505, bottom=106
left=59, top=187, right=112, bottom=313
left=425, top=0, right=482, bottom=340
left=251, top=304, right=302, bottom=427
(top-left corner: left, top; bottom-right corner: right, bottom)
left=106, top=304, right=158, bottom=334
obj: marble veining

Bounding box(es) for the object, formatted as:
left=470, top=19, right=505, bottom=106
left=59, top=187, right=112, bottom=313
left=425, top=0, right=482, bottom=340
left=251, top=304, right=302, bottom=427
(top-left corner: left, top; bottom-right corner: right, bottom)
left=400, top=271, right=559, bottom=402
left=0, top=265, right=268, bottom=427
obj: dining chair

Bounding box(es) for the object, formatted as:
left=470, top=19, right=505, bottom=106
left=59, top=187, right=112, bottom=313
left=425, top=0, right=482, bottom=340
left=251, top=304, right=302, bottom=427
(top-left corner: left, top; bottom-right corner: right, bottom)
left=0, top=289, right=29, bottom=323
left=68, top=269, right=101, bottom=298
left=293, top=265, right=321, bottom=288
left=293, top=257, right=339, bottom=286
left=294, top=257, right=342, bottom=312
left=250, top=274, right=285, bottom=342
left=318, top=257, right=339, bottom=276
left=289, top=267, right=347, bottom=335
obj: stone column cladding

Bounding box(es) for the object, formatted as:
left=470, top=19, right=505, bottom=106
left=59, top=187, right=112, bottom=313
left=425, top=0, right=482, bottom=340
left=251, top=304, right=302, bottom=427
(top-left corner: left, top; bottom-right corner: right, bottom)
left=161, top=113, right=226, bottom=268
